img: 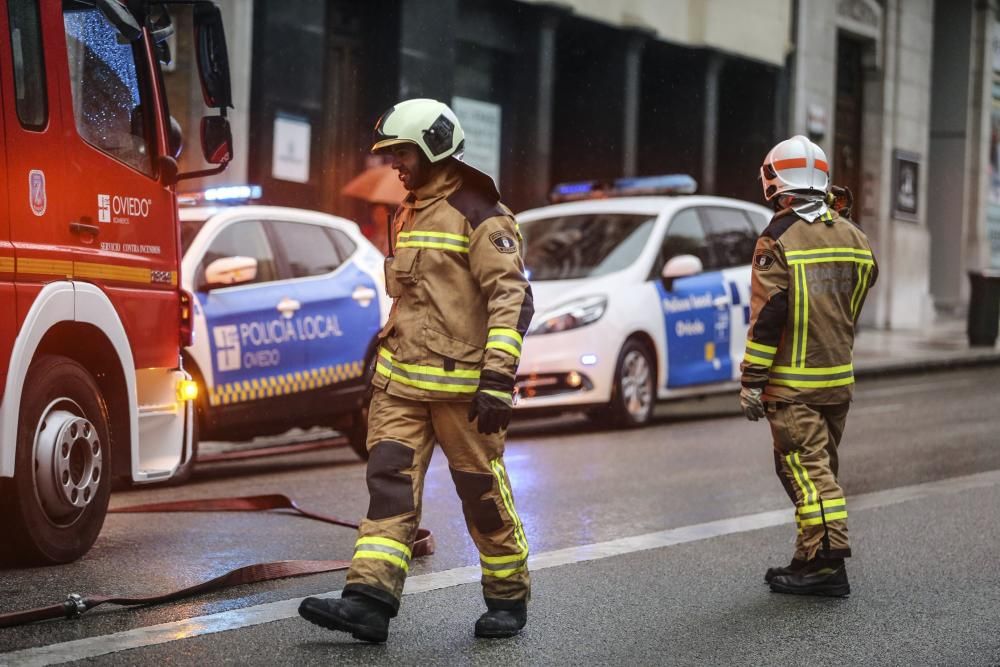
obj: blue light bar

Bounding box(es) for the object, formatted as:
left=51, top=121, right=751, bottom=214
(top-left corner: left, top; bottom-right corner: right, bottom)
left=203, top=185, right=263, bottom=202
left=553, top=181, right=602, bottom=196
left=612, top=174, right=697, bottom=195
left=549, top=174, right=697, bottom=202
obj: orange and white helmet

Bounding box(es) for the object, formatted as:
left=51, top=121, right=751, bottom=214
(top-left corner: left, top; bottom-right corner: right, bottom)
left=759, top=135, right=829, bottom=201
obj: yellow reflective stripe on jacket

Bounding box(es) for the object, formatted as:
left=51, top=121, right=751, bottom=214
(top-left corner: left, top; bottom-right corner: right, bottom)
left=376, top=347, right=479, bottom=393
left=353, top=536, right=412, bottom=571
left=483, top=389, right=513, bottom=406
left=770, top=363, right=854, bottom=388
left=746, top=340, right=777, bottom=354
left=791, top=263, right=809, bottom=367
left=785, top=247, right=873, bottom=259
left=785, top=451, right=818, bottom=506
left=396, top=230, right=470, bottom=253
left=485, top=327, right=523, bottom=358
left=744, top=340, right=777, bottom=367
left=850, top=262, right=875, bottom=319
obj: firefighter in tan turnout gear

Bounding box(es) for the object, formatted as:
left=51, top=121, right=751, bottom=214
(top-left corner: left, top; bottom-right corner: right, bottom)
left=740, top=135, right=877, bottom=597
left=299, top=99, right=533, bottom=642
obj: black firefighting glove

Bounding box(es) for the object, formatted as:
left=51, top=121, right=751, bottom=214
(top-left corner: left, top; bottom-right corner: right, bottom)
left=468, top=370, right=515, bottom=435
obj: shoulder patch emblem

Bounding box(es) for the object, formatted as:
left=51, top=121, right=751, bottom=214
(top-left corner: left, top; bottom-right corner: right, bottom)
left=489, top=231, right=517, bottom=254
left=753, top=251, right=776, bottom=271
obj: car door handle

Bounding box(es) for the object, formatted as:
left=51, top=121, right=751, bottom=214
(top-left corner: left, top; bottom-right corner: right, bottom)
left=277, top=297, right=301, bottom=318
left=352, top=286, right=376, bottom=306
left=70, top=221, right=100, bottom=236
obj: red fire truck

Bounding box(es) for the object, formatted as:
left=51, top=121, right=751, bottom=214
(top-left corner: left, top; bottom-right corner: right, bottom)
left=0, top=0, right=233, bottom=565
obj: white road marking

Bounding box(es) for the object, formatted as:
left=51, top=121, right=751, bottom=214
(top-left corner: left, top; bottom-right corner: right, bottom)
left=5, top=469, right=1000, bottom=666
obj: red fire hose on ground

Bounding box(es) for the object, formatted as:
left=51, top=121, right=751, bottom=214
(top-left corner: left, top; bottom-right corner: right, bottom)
left=0, top=494, right=435, bottom=629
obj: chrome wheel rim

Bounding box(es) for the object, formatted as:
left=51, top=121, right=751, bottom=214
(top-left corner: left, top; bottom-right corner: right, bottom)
left=620, top=349, right=653, bottom=422
left=33, top=398, right=102, bottom=526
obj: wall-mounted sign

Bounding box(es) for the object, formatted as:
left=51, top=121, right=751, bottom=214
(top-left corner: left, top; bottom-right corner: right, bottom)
left=891, top=149, right=919, bottom=222
left=806, top=103, right=827, bottom=140
left=452, top=96, right=501, bottom=185
left=272, top=113, right=311, bottom=184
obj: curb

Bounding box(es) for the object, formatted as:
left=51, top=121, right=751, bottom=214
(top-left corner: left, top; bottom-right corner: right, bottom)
left=854, top=350, right=1000, bottom=379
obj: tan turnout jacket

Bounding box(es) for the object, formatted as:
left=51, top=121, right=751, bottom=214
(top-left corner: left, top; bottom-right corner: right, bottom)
left=741, top=208, right=877, bottom=404
left=374, top=162, right=534, bottom=401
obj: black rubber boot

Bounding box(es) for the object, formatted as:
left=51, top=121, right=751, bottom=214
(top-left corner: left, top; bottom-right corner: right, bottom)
left=769, top=559, right=850, bottom=597
left=764, top=557, right=807, bottom=584
left=298, top=593, right=392, bottom=643
left=474, top=598, right=527, bottom=638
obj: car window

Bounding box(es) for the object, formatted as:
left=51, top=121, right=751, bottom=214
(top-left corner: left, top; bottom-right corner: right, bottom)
left=328, top=228, right=358, bottom=260
left=700, top=207, right=758, bottom=269
left=198, top=221, right=278, bottom=288
left=521, top=213, right=656, bottom=281
left=271, top=221, right=342, bottom=278
left=63, top=5, right=153, bottom=175
left=653, top=208, right=710, bottom=278
left=745, top=210, right=769, bottom=235
left=8, top=0, right=47, bottom=130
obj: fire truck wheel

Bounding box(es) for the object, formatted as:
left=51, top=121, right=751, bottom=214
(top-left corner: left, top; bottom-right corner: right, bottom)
left=4, top=354, right=112, bottom=565
left=596, top=339, right=655, bottom=429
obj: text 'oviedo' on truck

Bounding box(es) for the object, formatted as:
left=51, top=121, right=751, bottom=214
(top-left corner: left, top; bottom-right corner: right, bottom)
left=0, top=0, right=234, bottom=565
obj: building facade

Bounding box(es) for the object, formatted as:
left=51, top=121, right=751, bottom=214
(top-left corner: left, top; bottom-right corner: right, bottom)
left=164, top=0, right=1000, bottom=331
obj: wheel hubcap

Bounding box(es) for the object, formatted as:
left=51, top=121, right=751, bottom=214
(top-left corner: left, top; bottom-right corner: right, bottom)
left=621, top=350, right=653, bottom=421
left=34, top=399, right=102, bottom=524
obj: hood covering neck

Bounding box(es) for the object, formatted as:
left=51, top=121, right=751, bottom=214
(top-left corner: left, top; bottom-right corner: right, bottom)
left=781, top=192, right=830, bottom=223
left=403, top=160, right=462, bottom=209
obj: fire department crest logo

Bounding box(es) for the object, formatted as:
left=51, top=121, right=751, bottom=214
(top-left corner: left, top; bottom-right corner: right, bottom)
left=489, top=231, right=517, bottom=254
left=753, top=251, right=776, bottom=271
left=28, top=170, right=46, bottom=216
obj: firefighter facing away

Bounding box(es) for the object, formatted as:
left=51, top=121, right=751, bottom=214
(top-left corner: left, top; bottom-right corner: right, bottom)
left=298, top=99, right=534, bottom=641
left=740, top=135, right=877, bottom=597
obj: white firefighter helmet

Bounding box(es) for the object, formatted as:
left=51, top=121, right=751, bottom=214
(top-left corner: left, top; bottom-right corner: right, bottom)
left=759, top=135, right=829, bottom=201
left=371, top=98, right=465, bottom=163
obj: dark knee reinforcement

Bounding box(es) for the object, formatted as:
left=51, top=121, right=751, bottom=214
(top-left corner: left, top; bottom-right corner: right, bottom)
left=366, top=441, right=416, bottom=520
left=450, top=467, right=504, bottom=534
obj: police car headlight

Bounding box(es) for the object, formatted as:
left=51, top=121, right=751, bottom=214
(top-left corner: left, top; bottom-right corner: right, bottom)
left=528, top=296, right=607, bottom=336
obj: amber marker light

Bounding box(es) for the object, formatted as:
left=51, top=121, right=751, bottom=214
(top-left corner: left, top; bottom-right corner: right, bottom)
left=177, top=380, right=199, bottom=402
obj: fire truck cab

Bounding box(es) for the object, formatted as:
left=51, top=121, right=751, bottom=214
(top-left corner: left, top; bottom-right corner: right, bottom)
left=0, top=0, right=233, bottom=565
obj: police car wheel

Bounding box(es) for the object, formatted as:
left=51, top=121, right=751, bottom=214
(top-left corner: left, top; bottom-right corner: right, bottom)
left=2, top=355, right=112, bottom=565
left=604, top=339, right=655, bottom=428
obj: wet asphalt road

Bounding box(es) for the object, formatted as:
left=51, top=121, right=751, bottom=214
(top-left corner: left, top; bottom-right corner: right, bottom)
left=1, top=365, right=999, bottom=665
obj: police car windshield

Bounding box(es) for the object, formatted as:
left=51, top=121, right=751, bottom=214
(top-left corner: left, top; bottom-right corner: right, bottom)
left=180, top=219, right=208, bottom=254
left=521, top=213, right=655, bottom=281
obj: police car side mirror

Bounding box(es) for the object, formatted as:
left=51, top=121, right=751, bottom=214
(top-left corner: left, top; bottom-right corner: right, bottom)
left=201, top=256, right=258, bottom=291
left=661, top=254, right=703, bottom=291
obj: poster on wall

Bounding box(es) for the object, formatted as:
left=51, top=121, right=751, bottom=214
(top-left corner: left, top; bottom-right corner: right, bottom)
left=452, top=97, right=501, bottom=185
left=272, top=113, right=311, bottom=184
left=987, top=23, right=1000, bottom=268
left=892, top=150, right=919, bottom=222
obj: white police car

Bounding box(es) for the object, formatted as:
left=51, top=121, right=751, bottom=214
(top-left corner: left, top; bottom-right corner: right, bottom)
left=515, top=175, right=770, bottom=427
left=176, top=187, right=388, bottom=472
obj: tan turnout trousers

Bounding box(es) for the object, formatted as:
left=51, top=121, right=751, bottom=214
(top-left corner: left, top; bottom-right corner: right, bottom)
left=768, top=401, right=851, bottom=561
left=342, top=388, right=530, bottom=614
